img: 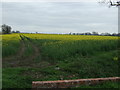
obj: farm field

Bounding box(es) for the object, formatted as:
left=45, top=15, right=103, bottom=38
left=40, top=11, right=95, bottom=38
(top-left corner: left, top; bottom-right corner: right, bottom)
left=2, top=33, right=119, bottom=88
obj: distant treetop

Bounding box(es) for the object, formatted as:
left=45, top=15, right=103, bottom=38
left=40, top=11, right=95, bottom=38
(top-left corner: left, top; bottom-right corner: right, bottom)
left=1, top=24, right=12, bottom=34
left=99, top=0, right=120, bottom=7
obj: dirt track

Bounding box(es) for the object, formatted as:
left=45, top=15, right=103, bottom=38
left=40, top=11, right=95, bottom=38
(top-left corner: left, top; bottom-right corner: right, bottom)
left=3, top=35, right=41, bottom=67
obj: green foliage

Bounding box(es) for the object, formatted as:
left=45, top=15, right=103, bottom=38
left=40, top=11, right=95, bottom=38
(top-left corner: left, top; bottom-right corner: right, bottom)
left=2, top=33, right=119, bottom=88
left=1, top=24, right=12, bottom=34
left=2, top=68, right=32, bottom=88
left=25, top=34, right=118, bottom=61
left=2, top=34, right=21, bottom=57
left=75, top=82, right=120, bottom=88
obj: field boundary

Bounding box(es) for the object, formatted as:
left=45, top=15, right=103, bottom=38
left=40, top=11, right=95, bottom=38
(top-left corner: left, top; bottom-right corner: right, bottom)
left=32, top=77, right=120, bottom=88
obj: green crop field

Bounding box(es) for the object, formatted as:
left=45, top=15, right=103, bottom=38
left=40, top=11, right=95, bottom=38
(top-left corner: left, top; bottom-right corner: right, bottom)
left=2, top=33, right=120, bottom=88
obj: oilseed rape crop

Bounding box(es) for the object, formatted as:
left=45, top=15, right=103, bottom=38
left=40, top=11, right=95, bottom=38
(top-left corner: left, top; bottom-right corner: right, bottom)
left=2, top=33, right=119, bottom=88
left=2, top=34, right=21, bottom=57
left=24, top=34, right=118, bottom=61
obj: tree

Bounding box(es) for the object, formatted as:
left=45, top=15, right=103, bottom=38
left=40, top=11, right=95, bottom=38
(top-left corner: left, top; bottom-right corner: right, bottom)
left=12, top=30, right=20, bottom=33
left=16, top=31, right=20, bottom=33
left=111, top=33, right=117, bottom=36
left=12, top=31, right=16, bottom=33
left=84, top=32, right=92, bottom=35
left=72, top=33, right=76, bottom=35
left=69, top=32, right=72, bottom=35
left=104, top=32, right=111, bottom=36
left=1, top=24, right=12, bottom=34
left=99, top=0, right=120, bottom=7
left=109, top=1, right=120, bottom=6
left=92, top=31, right=99, bottom=35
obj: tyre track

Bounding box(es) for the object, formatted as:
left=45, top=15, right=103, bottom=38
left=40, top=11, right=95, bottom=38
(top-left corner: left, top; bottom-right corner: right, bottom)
left=3, top=35, right=26, bottom=67
left=19, top=35, right=51, bottom=68
left=3, top=34, right=51, bottom=68
left=17, top=35, right=41, bottom=67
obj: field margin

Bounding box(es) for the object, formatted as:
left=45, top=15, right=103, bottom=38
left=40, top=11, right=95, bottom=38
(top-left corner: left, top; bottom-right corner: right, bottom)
left=32, top=77, right=120, bottom=88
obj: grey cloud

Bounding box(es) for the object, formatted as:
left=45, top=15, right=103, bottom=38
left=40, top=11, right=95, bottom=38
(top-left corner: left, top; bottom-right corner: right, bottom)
left=2, top=2, right=118, bottom=33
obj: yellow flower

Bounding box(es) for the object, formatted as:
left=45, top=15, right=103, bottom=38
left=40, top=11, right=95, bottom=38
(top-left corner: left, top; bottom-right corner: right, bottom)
left=113, top=57, right=118, bottom=61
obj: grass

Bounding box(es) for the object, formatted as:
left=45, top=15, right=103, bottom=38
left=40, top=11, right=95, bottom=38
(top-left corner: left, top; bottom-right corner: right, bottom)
left=74, top=82, right=120, bottom=88
left=22, top=40, right=34, bottom=58
left=2, top=34, right=21, bottom=58
left=3, top=67, right=119, bottom=88
left=2, top=33, right=119, bottom=88
left=2, top=50, right=119, bottom=88
left=2, top=68, right=32, bottom=88
left=25, top=34, right=118, bottom=62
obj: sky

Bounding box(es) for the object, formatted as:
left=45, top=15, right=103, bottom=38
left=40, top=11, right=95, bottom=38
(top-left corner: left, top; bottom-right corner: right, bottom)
left=1, top=0, right=118, bottom=34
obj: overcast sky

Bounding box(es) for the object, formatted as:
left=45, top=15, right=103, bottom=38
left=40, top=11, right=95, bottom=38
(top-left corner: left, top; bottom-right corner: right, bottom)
left=1, top=0, right=118, bottom=34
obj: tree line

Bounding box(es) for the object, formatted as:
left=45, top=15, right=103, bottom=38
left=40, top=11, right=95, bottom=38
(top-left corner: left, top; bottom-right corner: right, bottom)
left=1, top=24, right=119, bottom=36
left=69, top=32, right=120, bottom=36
